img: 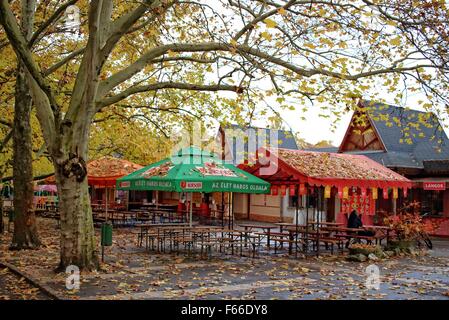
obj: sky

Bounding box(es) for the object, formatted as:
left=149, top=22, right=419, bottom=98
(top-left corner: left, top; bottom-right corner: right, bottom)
left=255, top=97, right=449, bottom=147
left=252, top=105, right=353, bottom=146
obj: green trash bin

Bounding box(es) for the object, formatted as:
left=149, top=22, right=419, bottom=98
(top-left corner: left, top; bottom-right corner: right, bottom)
left=101, top=222, right=113, bottom=246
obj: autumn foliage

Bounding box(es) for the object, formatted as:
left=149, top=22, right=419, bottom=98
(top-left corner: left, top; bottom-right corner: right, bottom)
left=384, top=202, right=438, bottom=241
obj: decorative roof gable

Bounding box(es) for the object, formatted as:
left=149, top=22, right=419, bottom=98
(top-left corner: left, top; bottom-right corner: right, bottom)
left=339, top=100, right=449, bottom=169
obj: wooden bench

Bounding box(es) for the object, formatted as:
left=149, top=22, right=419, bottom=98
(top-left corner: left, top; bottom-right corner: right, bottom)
left=271, top=235, right=301, bottom=254
left=172, top=236, right=195, bottom=252
left=307, top=236, right=344, bottom=254
left=334, top=233, right=377, bottom=244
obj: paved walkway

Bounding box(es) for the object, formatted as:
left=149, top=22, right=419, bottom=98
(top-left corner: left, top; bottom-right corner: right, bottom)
left=1, top=218, right=449, bottom=300
left=37, top=241, right=449, bottom=300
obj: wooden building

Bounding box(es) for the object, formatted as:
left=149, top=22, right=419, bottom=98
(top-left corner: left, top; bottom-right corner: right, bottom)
left=238, top=148, right=411, bottom=225
left=314, top=100, right=449, bottom=236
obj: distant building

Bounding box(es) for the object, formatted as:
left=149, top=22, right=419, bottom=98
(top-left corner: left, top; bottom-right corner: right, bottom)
left=216, top=124, right=298, bottom=165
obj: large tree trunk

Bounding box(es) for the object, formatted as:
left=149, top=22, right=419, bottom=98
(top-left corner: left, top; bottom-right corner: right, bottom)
left=10, top=63, right=40, bottom=250
left=55, top=172, right=98, bottom=270
left=54, top=148, right=98, bottom=271
left=10, top=0, right=40, bottom=250
left=51, top=10, right=102, bottom=270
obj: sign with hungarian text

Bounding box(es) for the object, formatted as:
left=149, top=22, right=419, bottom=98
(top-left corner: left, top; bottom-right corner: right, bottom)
left=211, top=182, right=269, bottom=192
left=180, top=181, right=203, bottom=190
left=423, top=182, right=446, bottom=190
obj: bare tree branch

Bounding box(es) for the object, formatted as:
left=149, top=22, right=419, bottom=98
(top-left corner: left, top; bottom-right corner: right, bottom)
left=0, top=119, right=12, bottom=128
left=28, top=0, right=79, bottom=47
left=42, top=47, right=85, bottom=76
left=0, top=129, right=13, bottom=152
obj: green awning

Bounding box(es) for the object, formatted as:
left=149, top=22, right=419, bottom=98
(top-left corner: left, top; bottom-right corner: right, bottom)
left=116, top=146, right=270, bottom=194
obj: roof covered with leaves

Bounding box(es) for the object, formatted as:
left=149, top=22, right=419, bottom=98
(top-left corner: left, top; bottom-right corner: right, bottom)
left=361, top=100, right=449, bottom=169
left=45, top=157, right=143, bottom=186
left=87, top=157, right=143, bottom=178
left=278, top=149, right=410, bottom=182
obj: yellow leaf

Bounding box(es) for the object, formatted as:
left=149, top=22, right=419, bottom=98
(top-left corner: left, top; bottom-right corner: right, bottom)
left=278, top=7, right=286, bottom=15
left=338, top=41, right=348, bottom=49
left=387, top=20, right=397, bottom=27
left=230, top=39, right=238, bottom=47
left=264, top=18, right=277, bottom=28
left=261, top=31, right=272, bottom=41
left=304, top=42, right=316, bottom=50
left=390, top=36, right=401, bottom=46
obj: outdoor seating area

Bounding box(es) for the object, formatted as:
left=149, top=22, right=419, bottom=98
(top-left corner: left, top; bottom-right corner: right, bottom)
left=131, top=219, right=391, bottom=259
left=92, top=207, right=185, bottom=226
left=25, top=146, right=397, bottom=261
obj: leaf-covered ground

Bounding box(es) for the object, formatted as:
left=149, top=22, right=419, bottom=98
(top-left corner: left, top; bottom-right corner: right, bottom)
left=0, top=267, right=49, bottom=300
left=1, top=217, right=449, bottom=300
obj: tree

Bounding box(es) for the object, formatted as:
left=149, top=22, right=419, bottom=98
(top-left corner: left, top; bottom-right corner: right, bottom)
left=10, top=0, right=41, bottom=250
left=0, top=1, right=72, bottom=249
left=89, top=108, right=175, bottom=164
left=0, top=0, right=447, bottom=270
left=314, top=140, right=335, bottom=148
left=294, top=134, right=313, bottom=150
left=0, top=53, right=14, bottom=236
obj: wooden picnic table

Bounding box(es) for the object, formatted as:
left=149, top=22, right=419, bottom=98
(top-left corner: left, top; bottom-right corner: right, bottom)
left=138, top=222, right=190, bottom=229
left=310, top=221, right=344, bottom=227
left=361, top=225, right=391, bottom=244
left=323, top=226, right=360, bottom=232
left=323, top=225, right=390, bottom=245
left=325, top=225, right=389, bottom=233
left=136, top=222, right=191, bottom=251
left=238, top=223, right=278, bottom=247
left=284, top=226, right=333, bottom=254
left=274, top=222, right=307, bottom=233
left=223, top=230, right=262, bottom=257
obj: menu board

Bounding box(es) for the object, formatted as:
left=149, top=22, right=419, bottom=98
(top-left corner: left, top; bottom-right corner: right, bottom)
left=341, top=189, right=375, bottom=216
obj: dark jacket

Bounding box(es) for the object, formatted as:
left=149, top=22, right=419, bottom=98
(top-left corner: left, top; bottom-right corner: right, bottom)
left=347, top=211, right=362, bottom=229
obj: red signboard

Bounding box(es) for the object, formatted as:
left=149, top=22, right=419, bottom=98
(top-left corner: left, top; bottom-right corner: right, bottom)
left=289, top=185, right=296, bottom=196
left=298, top=184, right=306, bottom=195
left=181, top=181, right=203, bottom=190
left=280, top=185, right=287, bottom=196
left=423, top=182, right=446, bottom=190
left=119, top=181, right=130, bottom=188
